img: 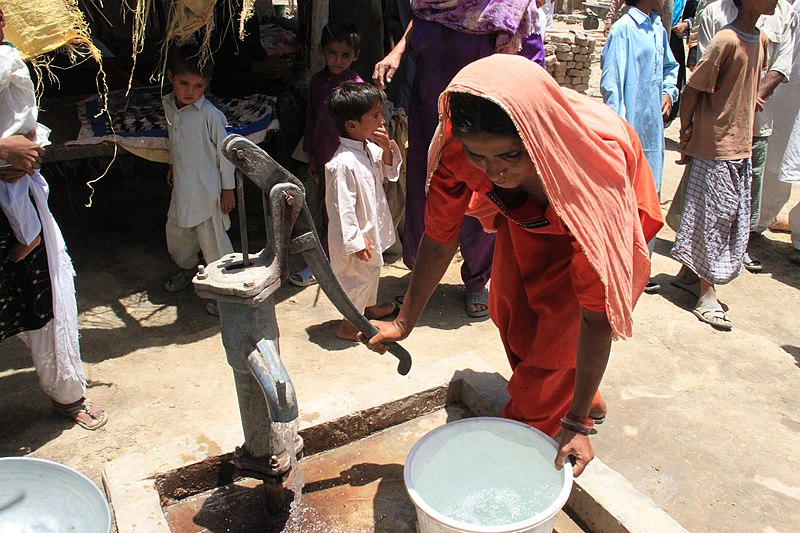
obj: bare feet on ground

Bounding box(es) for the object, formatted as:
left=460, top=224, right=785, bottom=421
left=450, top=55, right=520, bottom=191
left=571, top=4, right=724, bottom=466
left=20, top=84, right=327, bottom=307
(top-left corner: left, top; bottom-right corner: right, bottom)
left=364, top=301, right=397, bottom=320
left=336, top=319, right=361, bottom=341
left=466, top=302, right=487, bottom=315
left=9, top=235, right=40, bottom=262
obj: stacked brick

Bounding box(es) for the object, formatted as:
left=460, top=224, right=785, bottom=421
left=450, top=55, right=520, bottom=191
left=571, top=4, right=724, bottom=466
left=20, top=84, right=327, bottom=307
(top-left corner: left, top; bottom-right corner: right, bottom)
left=543, top=31, right=595, bottom=94
left=553, top=13, right=585, bottom=24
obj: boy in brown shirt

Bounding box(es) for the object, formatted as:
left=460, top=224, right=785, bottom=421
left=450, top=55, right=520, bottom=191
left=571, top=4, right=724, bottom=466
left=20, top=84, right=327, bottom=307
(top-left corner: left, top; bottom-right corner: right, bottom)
left=670, top=0, right=772, bottom=331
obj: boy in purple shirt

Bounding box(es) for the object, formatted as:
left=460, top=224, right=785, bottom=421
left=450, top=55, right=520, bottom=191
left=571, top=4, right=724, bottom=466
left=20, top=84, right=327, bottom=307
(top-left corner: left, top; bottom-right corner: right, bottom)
left=292, top=20, right=363, bottom=287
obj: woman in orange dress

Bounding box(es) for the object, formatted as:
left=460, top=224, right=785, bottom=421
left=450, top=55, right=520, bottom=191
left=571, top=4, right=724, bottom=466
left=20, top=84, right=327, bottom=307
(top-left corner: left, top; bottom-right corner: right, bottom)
left=365, top=55, right=662, bottom=476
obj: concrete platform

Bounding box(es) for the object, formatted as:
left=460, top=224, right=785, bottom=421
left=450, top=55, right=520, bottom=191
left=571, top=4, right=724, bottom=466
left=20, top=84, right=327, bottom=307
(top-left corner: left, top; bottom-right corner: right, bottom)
left=103, top=354, right=685, bottom=532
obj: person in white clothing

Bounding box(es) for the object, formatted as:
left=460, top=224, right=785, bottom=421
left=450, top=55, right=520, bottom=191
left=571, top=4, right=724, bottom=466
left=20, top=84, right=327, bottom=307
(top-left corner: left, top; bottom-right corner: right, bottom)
left=0, top=14, right=50, bottom=262
left=162, top=45, right=235, bottom=315
left=0, top=8, right=106, bottom=430
left=325, top=82, right=402, bottom=340
left=757, top=0, right=800, bottom=264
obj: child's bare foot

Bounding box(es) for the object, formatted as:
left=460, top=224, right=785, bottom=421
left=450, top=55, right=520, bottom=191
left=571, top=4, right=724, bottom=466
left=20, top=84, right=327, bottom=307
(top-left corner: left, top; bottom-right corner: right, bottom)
left=9, top=234, right=40, bottom=262
left=364, top=301, right=398, bottom=320
left=336, top=319, right=361, bottom=341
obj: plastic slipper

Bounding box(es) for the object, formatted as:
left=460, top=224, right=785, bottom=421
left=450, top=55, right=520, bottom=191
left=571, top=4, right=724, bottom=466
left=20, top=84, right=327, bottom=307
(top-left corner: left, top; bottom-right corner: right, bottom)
left=670, top=278, right=700, bottom=299
left=692, top=302, right=732, bottom=331
left=643, top=281, right=661, bottom=294
left=54, top=398, right=108, bottom=430
left=465, top=289, right=489, bottom=318
left=289, top=267, right=317, bottom=287
left=743, top=252, right=763, bottom=273
left=164, top=271, right=193, bottom=292
left=394, top=294, right=405, bottom=306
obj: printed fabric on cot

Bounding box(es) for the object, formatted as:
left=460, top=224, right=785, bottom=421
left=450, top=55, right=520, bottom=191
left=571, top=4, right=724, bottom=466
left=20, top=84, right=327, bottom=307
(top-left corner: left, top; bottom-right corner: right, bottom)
left=424, top=138, right=606, bottom=370
left=671, top=157, right=752, bottom=284
left=683, top=27, right=767, bottom=160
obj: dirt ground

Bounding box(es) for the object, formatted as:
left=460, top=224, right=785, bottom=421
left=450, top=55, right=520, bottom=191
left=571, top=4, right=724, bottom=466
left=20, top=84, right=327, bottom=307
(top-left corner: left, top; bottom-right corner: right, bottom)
left=2, top=23, right=800, bottom=533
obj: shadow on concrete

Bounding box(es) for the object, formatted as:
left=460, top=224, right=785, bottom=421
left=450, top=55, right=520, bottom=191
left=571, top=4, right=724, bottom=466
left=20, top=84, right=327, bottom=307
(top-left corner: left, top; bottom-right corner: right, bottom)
left=312, top=462, right=415, bottom=532
left=648, top=272, right=732, bottom=314
left=374, top=274, right=492, bottom=331
left=187, top=482, right=293, bottom=532
left=0, top=368, right=112, bottom=455
left=648, top=273, right=696, bottom=312
left=665, top=137, right=681, bottom=153
left=305, top=319, right=362, bottom=351
left=652, top=236, right=676, bottom=260
left=747, top=232, right=800, bottom=291
left=783, top=345, right=800, bottom=369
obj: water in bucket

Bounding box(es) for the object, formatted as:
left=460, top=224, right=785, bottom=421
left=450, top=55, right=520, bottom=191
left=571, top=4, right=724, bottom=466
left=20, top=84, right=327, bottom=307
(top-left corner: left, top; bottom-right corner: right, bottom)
left=405, top=417, right=572, bottom=533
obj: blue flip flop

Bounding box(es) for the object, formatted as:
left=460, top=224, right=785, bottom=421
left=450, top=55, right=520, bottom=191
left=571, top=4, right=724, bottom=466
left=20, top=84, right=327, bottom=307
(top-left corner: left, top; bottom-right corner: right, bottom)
left=289, top=267, right=317, bottom=287
left=465, top=289, right=489, bottom=318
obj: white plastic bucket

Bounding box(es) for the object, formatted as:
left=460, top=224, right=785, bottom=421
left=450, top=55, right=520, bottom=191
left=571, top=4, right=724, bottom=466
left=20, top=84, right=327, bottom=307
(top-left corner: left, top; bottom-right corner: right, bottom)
left=404, top=417, right=573, bottom=533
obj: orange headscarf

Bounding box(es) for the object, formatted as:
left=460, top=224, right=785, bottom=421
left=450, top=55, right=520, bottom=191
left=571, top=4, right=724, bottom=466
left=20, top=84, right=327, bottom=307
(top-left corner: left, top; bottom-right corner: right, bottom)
left=428, top=54, right=663, bottom=339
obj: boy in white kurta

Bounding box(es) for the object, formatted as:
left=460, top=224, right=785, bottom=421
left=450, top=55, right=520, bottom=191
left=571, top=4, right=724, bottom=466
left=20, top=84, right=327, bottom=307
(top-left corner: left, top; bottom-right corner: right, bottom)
left=162, top=46, right=235, bottom=314
left=325, top=82, right=402, bottom=340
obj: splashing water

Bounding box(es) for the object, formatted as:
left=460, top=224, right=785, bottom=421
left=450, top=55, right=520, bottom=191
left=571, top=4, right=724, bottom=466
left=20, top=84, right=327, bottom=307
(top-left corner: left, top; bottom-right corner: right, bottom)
left=273, top=419, right=305, bottom=529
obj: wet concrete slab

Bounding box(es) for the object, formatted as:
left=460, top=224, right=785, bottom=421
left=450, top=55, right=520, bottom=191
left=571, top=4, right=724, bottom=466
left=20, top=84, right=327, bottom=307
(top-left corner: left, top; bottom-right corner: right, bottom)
left=104, top=356, right=683, bottom=533
left=161, top=405, right=470, bottom=532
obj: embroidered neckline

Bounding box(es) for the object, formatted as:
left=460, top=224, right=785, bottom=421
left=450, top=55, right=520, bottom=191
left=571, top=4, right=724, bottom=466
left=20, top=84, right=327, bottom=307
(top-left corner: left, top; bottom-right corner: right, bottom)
left=486, top=191, right=551, bottom=229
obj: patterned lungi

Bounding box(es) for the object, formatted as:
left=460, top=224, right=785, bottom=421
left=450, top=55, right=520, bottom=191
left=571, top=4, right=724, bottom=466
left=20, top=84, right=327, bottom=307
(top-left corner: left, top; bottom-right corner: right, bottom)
left=0, top=209, right=53, bottom=342
left=671, top=157, right=752, bottom=284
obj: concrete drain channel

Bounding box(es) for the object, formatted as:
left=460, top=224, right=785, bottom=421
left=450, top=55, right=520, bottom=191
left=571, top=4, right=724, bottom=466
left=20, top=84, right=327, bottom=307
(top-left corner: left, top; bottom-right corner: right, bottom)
left=103, top=359, right=688, bottom=532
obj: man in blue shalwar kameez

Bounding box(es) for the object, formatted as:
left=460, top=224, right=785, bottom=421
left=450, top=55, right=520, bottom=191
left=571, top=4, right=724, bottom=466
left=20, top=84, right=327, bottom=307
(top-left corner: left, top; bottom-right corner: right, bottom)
left=600, top=0, right=679, bottom=292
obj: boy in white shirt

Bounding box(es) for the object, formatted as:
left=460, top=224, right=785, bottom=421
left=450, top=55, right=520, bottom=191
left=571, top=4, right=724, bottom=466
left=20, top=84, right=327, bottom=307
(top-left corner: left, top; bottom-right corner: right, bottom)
left=325, top=82, right=401, bottom=340
left=162, top=46, right=235, bottom=315
left=0, top=19, right=51, bottom=261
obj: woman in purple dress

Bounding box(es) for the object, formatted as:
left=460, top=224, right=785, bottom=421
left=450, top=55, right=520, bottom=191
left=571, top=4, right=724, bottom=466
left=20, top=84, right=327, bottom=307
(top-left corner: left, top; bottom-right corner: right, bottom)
left=373, top=0, right=547, bottom=318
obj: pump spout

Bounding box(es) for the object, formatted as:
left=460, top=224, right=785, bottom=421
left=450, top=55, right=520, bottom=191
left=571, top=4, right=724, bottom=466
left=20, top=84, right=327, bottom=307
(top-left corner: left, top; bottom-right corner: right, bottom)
left=246, top=339, right=298, bottom=423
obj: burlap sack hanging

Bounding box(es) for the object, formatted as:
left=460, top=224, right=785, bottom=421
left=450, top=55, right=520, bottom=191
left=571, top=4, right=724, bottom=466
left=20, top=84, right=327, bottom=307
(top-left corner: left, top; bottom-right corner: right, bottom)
left=2, top=0, right=100, bottom=62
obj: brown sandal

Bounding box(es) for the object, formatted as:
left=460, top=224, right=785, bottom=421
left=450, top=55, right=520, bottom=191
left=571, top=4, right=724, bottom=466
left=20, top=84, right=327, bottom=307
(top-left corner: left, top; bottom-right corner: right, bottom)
left=54, top=398, right=108, bottom=430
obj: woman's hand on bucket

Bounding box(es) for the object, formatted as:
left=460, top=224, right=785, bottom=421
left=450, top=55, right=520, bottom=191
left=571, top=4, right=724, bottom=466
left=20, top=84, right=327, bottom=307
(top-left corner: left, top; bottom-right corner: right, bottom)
left=555, top=430, right=594, bottom=477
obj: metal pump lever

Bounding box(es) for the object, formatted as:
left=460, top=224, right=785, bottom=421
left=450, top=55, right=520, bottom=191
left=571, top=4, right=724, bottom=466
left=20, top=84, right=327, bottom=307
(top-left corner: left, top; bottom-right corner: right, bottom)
left=222, top=135, right=412, bottom=375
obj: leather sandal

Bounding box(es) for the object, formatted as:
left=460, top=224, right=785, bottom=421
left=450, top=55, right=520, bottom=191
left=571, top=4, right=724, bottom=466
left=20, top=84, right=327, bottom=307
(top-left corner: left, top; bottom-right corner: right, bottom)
left=54, top=398, right=108, bottom=430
